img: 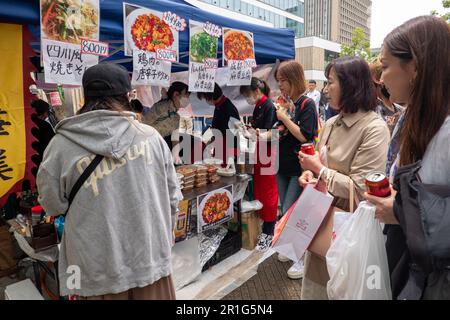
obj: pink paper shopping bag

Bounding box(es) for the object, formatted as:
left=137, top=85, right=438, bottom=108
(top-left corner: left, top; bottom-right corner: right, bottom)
left=272, top=184, right=334, bottom=263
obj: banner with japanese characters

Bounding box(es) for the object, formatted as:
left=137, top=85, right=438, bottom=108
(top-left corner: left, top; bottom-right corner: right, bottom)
left=188, top=20, right=220, bottom=92
left=0, top=24, right=26, bottom=199
left=223, top=28, right=256, bottom=86
left=123, top=3, right=183, bottom=61
left=40, top=0, right=100, bottom=85
left=132, top=50, right=171, bottom=87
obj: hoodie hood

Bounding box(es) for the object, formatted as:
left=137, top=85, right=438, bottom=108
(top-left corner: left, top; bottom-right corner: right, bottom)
left=55, top=110, right=138, bottom=159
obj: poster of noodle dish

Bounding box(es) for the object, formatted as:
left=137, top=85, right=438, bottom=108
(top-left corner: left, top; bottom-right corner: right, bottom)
left=40, top=0, right=100, bottom=85
left=123, top=2, right=180, bottom=60
left=40, top=0, right=100, bottom=44
left=197, top=185, right=234, bottom=233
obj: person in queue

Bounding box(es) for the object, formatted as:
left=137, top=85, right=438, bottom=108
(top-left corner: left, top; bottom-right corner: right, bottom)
left=369, top=56, right=404, bottom=135
left=240, top=77, right=278, bottom=252
left=37, top=63, right=182, bottom=300
left=274, top=60, right=318, bottom=280
left=365, top=16, right=450, bottom=300
left=299, top=56, right=390, bottom=299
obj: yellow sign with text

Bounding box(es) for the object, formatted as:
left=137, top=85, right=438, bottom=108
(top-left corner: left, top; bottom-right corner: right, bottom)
left=0, top=23, right=26, bottom=198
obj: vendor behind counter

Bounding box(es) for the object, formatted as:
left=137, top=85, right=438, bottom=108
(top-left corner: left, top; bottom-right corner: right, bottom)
left=142, top=82, right=190, bottom=149
left=197, top=83, right=240, bottom=164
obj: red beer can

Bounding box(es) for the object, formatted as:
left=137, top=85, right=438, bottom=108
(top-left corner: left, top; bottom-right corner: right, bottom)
left=365, top=172, right=391, bottom=197
left=301, top=143, right=316, bottom=156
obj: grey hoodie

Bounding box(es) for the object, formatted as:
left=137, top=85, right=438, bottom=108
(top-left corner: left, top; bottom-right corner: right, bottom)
left=37, top=110, right=182, bottom=297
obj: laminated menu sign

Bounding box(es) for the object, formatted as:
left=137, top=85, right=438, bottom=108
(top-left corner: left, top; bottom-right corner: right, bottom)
left=189, top=20, right=219, bottom=92
left=132, top=50, right=171, bottom=87
left=222, top=28, right=255, bottom=66
left=40, top=0, right=100, bottom=85
left=197, top=185, right=234, bottom=233
left=42, top=39, right=98, bottom=85
left=227, top=60, right=252, bottom=86
left=123, top=3, right=180, bottom=61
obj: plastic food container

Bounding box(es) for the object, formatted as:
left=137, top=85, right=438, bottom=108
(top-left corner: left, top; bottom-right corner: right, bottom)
left=194, top=165, right=208, bottom=174
left=177, top=166, right=197, bottom=179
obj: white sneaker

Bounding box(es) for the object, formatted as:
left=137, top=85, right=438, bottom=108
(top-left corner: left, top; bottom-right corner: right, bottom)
left=255, top=233, right=273, bottom=252
left=287, top=260, right=304, bottom=280
left=278, top=254, right=291, bottom=263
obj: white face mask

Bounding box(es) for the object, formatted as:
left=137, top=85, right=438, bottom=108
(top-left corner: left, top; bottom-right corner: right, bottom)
left=245, top=96, right=257, bottom=106
left=179, top=96, right=190, bottom=109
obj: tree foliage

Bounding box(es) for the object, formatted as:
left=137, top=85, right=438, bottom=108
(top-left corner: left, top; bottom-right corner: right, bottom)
left=431, top=0, right=450, bottom=24
left=339, top=27, right=372, bottom=61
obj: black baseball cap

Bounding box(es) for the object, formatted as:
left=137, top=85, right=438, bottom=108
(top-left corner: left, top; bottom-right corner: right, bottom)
left=82, top=63, right=131, bottom=98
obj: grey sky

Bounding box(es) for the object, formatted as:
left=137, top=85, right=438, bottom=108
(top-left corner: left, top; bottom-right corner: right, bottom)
left=371, top=0, right=446, bottom=48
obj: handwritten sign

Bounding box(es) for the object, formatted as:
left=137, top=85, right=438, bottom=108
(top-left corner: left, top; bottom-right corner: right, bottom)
left=188, top=62, right=215, bottom=92
left=156, top=48, right=177, bottom=62
left=42, top=39, right=98, bottom=85
left=162, top=11, right=187, bottom=32
left=203, top=22, right=222, bottom=38
left=81, top=38, right=109, bottom=57
left=227, top=60, right=252, bottom=86
left=132, top=50, right=171, bottom=87
left=49, top=92, right=63, bottom=107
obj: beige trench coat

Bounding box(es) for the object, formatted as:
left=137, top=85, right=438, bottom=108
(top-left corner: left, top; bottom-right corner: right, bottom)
left=302, top=110, right=390, bottom=300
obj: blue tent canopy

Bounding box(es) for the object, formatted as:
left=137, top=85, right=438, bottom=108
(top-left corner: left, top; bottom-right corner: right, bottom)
left=0, top=0, right=295, bottom=71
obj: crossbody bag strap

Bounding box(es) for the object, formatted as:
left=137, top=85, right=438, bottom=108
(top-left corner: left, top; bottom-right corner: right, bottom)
left=65, top=154, right=104, bottom=216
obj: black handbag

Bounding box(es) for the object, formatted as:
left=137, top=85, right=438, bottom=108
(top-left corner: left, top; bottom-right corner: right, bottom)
left=392, top=160, right=450, bottom=299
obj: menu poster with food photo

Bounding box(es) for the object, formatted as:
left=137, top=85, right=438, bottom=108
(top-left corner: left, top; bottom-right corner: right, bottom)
left=123, top=2, right=180, bottom=61
left=188, top=20, right=219, bottom=92
left=40, top=0, right=100, bottom=85
left=197, top=185, right=234, bottom=233
left=222, top=28, right=255, bottom=86
left=222, top=28, right=255, bottom=65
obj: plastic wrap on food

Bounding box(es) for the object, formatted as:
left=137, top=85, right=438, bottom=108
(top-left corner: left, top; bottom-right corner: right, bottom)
left=198, top=226, right=228, bottom=267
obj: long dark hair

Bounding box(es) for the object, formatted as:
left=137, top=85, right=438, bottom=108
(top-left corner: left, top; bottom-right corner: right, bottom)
left=239, top=77, right=271, bottom=97
left=325, top=56, right=377, bottom=113
left=78, top=94, right=132, bottom=115
left=384, top=16, right=450, bottom=165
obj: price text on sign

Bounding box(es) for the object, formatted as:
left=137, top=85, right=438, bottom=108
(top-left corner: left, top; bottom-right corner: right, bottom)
left=203, top=22, right=222, bottom=38
left=80, top=39, right=109, bottom=57
left=204, top=58, right=219, bottom=69
left=163, top=11, right=187, bottom=32
left=246, top=59, right=257, bottom=68
left=156, top=49, right=177, bottom=62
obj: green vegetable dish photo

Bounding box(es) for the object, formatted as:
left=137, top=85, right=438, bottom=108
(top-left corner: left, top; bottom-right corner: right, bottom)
left=190, top=32, right=218, bottom=63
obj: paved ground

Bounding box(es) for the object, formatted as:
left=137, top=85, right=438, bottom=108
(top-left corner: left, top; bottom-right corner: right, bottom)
left=222, top=253, right=302, bottom=300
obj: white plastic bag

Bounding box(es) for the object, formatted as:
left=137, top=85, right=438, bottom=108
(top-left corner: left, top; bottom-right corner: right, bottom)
left=326, top=201, right=392, bottom=300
